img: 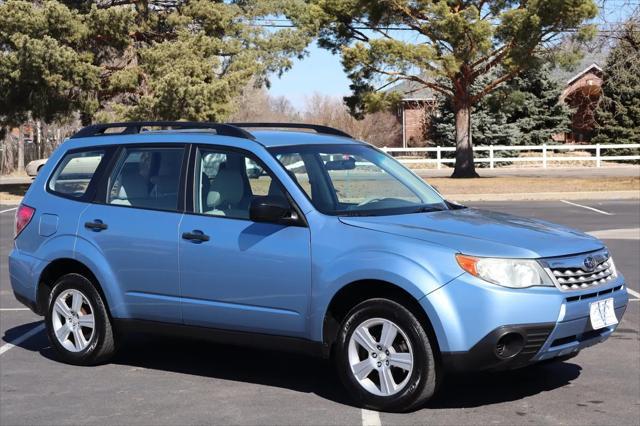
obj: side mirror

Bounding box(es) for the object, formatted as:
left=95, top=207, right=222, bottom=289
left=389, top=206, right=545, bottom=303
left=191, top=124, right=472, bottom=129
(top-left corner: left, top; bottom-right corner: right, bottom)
left=250, top=196, right=294, bottom=224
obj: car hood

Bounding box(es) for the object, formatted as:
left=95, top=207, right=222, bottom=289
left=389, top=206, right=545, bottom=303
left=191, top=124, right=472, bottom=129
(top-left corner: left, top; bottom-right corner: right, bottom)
left=339, top=208, right=603, bottom=258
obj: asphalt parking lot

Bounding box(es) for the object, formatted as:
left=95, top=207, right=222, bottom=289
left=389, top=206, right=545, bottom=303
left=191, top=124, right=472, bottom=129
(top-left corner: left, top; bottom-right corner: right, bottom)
left=1, top=199, right=639, bottom=425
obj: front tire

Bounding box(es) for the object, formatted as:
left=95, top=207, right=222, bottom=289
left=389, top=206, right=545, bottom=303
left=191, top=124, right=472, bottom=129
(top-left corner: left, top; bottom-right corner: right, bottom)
left=334, top=298, right=438, bottom=412
left=45, top=273, right=115, bottom=365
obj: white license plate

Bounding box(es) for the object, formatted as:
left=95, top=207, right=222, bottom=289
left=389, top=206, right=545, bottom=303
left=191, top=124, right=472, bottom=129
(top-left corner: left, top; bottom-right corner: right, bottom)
left=589, top=298, right=618, bottom=330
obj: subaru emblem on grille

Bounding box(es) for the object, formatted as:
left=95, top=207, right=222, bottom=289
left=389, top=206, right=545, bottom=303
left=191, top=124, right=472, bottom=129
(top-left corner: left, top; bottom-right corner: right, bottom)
left=583, top=256, right=596, bottom=271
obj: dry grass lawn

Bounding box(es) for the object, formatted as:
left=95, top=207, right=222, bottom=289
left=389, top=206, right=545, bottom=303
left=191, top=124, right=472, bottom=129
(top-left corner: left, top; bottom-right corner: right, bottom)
left=1, top=176, right=638, bottom=204
left=429, top=176, right=640, bottom=195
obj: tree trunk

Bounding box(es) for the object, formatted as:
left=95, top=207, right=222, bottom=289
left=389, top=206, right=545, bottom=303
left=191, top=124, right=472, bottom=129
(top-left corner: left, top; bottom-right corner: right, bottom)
left=451, top=101, right=479, bottom=178
left=80, top=112, right=92, bottom=126
left=17, top=125, right=25, bottom=173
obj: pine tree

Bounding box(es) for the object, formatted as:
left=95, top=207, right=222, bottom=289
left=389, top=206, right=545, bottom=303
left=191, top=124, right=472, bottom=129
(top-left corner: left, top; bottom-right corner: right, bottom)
left=431, top=66, right=571, bottom=152
left=592, top=19, right=640, bottom=148
left=0, top=0, right=310, bottom=126
left=304, top=0, right=598, bottom=177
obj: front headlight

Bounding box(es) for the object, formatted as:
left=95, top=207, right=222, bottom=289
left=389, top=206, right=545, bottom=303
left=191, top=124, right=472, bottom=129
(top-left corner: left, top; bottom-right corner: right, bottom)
left=456, top=254, right=555, bottom=288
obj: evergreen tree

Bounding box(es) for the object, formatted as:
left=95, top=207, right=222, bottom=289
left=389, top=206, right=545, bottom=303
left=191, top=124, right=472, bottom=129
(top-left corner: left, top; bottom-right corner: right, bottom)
left=303, top=0, right=598, bottom=177
left=0, top=0, right=310, bottom=126
left=593, top=19, right=640, bottom=147
left=431, top=66, right=571, bottom=150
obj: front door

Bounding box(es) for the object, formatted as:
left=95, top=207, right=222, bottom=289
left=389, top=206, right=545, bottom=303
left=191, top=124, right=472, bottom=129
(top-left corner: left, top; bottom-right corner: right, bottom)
left=179, top=147, right=311, bottom=337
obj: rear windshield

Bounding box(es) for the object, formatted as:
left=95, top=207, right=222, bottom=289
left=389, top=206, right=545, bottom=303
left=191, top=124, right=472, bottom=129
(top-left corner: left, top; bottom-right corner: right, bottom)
left=48, top=150, right=105, bottom=198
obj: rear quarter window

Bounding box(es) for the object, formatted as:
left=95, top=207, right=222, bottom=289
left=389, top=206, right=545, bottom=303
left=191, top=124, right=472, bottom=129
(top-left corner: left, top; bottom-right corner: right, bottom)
left=48, top=150, right=105, bottom=198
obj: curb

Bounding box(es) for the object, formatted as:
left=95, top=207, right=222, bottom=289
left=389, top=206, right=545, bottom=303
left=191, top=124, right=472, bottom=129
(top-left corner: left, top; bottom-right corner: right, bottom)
left=446, top=190, right=640, bottom=202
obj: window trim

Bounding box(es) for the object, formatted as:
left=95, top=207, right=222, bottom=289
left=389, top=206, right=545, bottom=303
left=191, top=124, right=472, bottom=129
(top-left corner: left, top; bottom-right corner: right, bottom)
left=185, top=144, right=308, bottom=227
left=91, top=143, right=189, bottom=214
left=46, top=146, right=117, bottom=202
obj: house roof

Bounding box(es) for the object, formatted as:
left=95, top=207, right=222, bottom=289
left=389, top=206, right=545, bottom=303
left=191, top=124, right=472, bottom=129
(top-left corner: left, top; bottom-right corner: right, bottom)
left=386, top=79, right=436, bottom=101
left=565, top=63, right=603, bottom=85
left=550, top=49, right=607, bottom=84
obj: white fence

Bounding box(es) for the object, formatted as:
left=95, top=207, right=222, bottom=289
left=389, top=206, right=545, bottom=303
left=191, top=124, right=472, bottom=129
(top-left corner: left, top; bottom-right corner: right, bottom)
left=381, top=143, right=640, bottom=169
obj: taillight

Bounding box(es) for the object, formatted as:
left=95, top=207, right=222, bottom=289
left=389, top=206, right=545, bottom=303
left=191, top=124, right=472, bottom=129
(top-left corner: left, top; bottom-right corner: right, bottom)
left=15, top=204, right=35, bottom=238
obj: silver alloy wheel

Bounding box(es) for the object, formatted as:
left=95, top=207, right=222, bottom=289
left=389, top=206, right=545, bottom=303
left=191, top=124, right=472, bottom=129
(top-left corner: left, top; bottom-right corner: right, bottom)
left=347, top=317, right=414, bottom=397
left=51, top=289, right=95, bottom=352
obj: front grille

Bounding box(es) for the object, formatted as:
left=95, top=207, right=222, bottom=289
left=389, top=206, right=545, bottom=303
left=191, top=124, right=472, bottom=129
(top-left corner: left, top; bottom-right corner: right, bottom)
left=565, top=285, right=623, bottom=303
left=545, top=249, right=617, bottom=291
left=552, top=258, right=616, bottom=290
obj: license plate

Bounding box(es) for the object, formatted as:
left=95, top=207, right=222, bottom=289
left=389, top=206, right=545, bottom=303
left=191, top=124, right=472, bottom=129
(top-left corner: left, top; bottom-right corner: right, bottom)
left=589, top=298, right=618, bottom=330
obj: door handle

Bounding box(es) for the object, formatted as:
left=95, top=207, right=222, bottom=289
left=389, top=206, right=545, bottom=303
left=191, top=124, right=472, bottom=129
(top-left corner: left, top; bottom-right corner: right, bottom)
left=182, top=230, right=210, bottom=243
left=84, top=220, right=108, bottom=231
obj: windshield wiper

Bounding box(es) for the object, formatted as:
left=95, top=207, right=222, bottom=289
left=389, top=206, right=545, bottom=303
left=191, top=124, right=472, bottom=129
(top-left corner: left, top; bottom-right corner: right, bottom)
left=339, top=211, right=375, bottom=217
left=411, top=206, right=446, bottom=213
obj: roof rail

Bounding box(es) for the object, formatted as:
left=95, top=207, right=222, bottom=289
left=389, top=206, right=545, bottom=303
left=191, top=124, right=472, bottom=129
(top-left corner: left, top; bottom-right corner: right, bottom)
left=227, top=122, right=353, bottom=138
left=69, top=121, right=256, bottom=140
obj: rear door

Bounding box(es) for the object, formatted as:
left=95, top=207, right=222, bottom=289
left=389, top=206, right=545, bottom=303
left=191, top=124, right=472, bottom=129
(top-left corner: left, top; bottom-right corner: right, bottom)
left=178, top=146, right=312, bottom=337
left=77, top=144, right=187, bottom=323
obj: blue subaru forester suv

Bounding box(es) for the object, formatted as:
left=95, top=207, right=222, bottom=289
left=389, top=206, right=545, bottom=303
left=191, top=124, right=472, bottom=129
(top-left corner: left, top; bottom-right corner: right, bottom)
left=9, top=122, right=628, bottom=411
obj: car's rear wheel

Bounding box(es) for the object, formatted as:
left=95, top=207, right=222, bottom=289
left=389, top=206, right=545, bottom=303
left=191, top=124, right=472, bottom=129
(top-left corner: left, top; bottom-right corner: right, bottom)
left=45, top=273, right=115, bottom=365
left=334, top=298, right=438, bottom=412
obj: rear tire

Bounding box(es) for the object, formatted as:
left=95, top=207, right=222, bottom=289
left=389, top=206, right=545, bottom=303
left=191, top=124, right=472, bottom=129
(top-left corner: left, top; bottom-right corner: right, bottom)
left=45, top=273, right=115, bottom=365
left=334, top=298, right=438, bottom=412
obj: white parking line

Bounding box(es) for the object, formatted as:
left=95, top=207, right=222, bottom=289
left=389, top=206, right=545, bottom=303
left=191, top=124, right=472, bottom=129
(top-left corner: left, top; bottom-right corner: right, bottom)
left=560, top=200, right=613, bottom=216
left=0, top=308, right=30, bottom=311
left=627, top=287, right=640, bottom=299
left=588, top=228, right=640, bottom=240
left=0, top=323, right=44, bottom=356
left=0, top=207, right=17, bottom=214
left=361, top=409, right=382, bottom=426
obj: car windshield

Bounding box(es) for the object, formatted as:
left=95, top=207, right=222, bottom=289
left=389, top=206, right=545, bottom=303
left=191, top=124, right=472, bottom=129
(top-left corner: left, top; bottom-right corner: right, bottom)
left=269, top=144, right=448, bottom=216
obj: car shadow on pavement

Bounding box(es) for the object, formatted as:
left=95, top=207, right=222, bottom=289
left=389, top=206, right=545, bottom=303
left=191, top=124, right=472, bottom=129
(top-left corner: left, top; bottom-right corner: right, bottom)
left=5, top=322, right=581, bottom=411
left=2, top=321, right=48, bottom=351
left=427, top=362, right=582, bottom=409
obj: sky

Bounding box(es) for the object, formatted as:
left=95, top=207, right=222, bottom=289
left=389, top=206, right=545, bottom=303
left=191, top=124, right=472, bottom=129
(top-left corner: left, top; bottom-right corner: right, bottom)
left=268, top=42, right=351, bottom=110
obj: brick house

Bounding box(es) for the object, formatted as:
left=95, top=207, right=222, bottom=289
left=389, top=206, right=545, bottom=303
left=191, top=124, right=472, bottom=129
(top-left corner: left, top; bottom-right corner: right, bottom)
left=554, top=63, right=603, bottom=143
left=390, top=80, right=437, bottom=148
left=391, top=58, right=605, bottom=147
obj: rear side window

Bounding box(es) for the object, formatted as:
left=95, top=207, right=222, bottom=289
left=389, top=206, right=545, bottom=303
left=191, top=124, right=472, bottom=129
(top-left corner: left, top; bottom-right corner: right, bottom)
left=48, top=150, right=105, bottom=198
left=107, top=147, right=184, bottom=211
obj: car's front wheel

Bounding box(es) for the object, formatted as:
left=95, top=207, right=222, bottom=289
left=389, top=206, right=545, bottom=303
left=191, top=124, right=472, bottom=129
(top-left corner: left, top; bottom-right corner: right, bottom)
left=45, top=273, right=115, bottom=365
left=334, top=298, right=438, bottom=412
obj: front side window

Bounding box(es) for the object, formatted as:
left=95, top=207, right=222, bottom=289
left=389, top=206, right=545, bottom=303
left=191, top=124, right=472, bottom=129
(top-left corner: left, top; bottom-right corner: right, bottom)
left=195, top=148, right=284, bottom=219
left=48, top=149, right=105, bottom=198
left=270, top=144, right=447, bottom=216
left=107, top=147, right=184, bottom=211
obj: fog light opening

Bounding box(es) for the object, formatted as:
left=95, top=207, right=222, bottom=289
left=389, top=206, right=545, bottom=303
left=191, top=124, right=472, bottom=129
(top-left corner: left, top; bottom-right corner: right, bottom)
left=495, top=332, right=525, bottom=359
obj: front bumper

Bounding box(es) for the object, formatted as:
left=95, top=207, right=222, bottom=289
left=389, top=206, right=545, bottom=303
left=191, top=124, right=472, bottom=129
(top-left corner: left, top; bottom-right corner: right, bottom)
left=421, top=273, right=628, bottom=372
